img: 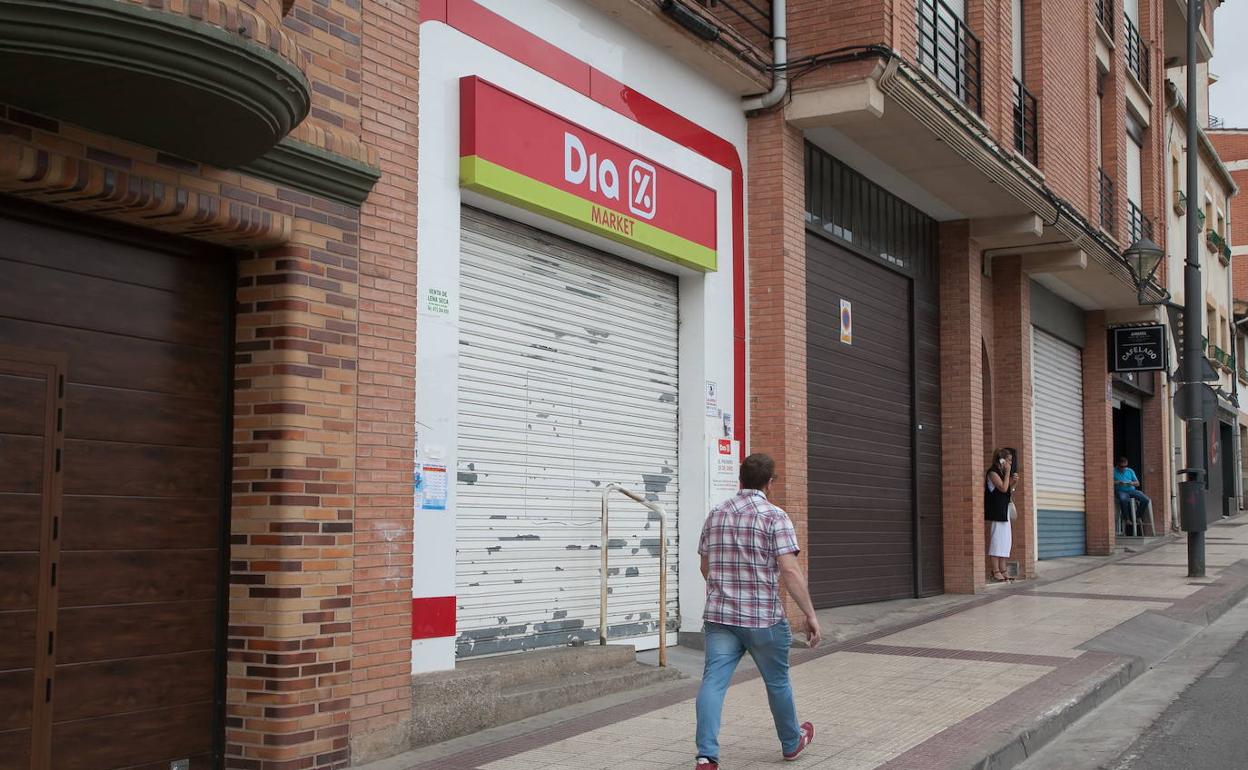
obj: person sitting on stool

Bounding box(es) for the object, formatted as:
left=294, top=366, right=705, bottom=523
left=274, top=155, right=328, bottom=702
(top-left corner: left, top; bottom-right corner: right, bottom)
left=1114, top=457, right=1151, bottom=535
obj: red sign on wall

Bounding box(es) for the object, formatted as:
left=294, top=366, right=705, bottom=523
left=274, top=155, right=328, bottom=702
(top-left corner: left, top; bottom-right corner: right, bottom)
left=459, top=76, right=718, bottom=271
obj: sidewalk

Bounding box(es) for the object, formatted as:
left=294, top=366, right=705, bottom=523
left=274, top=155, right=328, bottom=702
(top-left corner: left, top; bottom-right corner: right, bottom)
left=366, top=519, right=1248, bottom=770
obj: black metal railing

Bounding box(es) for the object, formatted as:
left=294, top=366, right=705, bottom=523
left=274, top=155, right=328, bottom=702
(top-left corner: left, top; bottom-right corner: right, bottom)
left=1128, top=200, right=1153, bottom=243
left=1099, top=168, right=1115, bottom=234
left=1124, top=14, right=1150, bottom=91
left=1210, top=114, right=1225, bottom=130
left=693, top=0, right=772, bottom=51
left=1013, top=78, right=1038, bottom=165
left=1095, top=0, right=1114, bottom=36
left=916, top=0, right=983, bottom=114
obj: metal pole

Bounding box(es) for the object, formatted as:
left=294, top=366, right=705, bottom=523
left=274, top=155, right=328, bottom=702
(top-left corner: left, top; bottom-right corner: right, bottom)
left=1183, top=0, right=1206, bottom=577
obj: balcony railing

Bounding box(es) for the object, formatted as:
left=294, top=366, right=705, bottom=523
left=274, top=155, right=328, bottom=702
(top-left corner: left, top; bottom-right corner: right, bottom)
left=1210, top=115, right=1225, bottom=130
left=1128, top=200, right=1153, bottom=243
left=1124, top=14, right=1150, bottom=91
left=916, top=0, right=983, bottom=114
left=1099, top=169, right=1116, bottom=234
left=1095, top=0, right=1114, bottom=36
left=693, top=0, right=772, bottom=52
left=1013, top=78, right=1038, bottom=165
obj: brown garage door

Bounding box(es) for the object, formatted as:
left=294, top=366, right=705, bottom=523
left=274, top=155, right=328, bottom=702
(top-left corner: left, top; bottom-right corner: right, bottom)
left=0, top=209, right=230, bottom=770
left=806, top=233, right=915, bottom=606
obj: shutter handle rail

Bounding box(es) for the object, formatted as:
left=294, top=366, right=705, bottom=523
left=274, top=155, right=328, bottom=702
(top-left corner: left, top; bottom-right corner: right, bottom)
left=600, top=484, right=669, bottom=667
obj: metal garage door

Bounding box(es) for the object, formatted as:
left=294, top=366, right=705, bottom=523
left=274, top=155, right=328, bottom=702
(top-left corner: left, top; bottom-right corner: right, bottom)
left=0, top=210, right=230, bottom=769
left=806, top=234, right=915, bottom=606
left=1032, top=327, right=1086, bottom=558
left=454, top=208, right=679, bottom=657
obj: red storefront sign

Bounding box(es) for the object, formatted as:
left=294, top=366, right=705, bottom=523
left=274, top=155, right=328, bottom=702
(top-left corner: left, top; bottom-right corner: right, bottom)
left=459, top=76, right=718, bottom=270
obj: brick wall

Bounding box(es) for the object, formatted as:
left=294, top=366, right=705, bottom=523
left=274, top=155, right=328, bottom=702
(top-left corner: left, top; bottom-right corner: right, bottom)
left=349, top=0, right=420, bottom=762
left=230, top=227, right=361, bottom=770
left=1083, top=311, right=1115, bottom=555
left=746, top=110, right=810, bottom=621
left=991, top=257, right=1036, bottom=578
left=939, top=221, right=986, bottom=594
left=0, top=1, right=420, bottom=767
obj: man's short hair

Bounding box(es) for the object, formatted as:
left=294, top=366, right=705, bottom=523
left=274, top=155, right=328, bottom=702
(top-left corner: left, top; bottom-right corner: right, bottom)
left=1118, top=456, right=1129, bottom=464
left=740, top=453, right=775, bottom=490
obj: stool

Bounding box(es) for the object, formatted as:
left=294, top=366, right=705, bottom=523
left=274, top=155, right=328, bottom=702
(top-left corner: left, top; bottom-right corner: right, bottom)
left=1123, top=498, right=1156, bottom=537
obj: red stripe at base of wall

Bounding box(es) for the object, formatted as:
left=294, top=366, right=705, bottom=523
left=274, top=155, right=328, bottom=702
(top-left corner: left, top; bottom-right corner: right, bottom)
left=412, top=596, right=457, bottom=639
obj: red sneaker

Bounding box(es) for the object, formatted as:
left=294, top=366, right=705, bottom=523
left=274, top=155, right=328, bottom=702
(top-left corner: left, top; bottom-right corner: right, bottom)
left=783, top=722, right=815, bottom=761
left=694, top=759, right=719, bottom=769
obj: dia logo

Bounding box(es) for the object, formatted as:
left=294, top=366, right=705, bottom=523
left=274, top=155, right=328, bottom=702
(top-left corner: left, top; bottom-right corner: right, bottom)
left=564, top=132, right=658, bottom=221
left=627, top=160, right=657, bottom=220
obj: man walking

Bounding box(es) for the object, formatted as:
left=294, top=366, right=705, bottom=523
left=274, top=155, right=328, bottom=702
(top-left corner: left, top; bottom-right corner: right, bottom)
left=694, top=453, right=820, bottom=769
left=1114, top=456, right=1152, bottom=535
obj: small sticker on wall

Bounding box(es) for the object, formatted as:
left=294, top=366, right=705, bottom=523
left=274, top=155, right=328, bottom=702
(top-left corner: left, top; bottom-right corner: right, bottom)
left=840, top=300, right=853, bottom=345
left=425, top=287, right=451, bottom=316
left=416, top=463, right=448, bottom=510
left=705, top=380, right=720, bottom=417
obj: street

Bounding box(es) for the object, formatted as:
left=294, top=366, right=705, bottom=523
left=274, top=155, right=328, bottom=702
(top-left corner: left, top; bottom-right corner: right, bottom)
left=1111, top=625, right=1248, bottom=770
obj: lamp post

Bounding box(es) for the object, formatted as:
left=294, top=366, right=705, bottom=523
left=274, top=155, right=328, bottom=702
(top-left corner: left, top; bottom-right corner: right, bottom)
left=1123, top=0, right=1207, bottom=578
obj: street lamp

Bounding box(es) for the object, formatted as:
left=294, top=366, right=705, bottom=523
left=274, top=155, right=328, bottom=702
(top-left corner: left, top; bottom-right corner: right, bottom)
left=1124, top=235, right=1166, bottom=304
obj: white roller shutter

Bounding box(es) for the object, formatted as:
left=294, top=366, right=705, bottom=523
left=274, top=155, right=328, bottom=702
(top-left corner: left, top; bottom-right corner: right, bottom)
left=455, top=208, right=679, bottom=657
left=1032, top=327, right=1086, bottom=558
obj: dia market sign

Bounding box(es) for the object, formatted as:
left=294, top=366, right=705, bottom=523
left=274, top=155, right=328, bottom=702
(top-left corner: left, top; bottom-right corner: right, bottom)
left=458, top=76, right=718, bottom=271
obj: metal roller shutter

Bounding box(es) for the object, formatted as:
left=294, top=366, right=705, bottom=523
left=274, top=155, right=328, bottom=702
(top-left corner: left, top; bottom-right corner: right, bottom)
left=806, top=234, right=915, bottom=606
left=455, top=209, right=679, bottom=657
left=1032, top=327, right=1086, bottom=558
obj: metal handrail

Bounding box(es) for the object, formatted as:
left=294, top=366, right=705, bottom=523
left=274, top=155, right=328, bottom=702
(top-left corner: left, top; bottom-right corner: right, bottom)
left=1124, top=14, right=1150, bottom=91
left=1095, top=0, right=1114, bottom=36
left=1012, top=77, right=1038, bottom=165
left=600, top=484, right=670, bottom=667
left=1099, top=168, right=1115, bottom=234
left=915, top=0, right=983, bottom=114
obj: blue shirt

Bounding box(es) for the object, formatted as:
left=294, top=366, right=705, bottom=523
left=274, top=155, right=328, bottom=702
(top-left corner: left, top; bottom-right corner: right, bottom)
left=1114, top=467, right=1139, bottom=490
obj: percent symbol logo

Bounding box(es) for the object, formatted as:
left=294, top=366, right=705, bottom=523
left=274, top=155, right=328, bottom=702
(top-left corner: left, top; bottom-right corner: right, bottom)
left=628, top=159, right=657, bottom=220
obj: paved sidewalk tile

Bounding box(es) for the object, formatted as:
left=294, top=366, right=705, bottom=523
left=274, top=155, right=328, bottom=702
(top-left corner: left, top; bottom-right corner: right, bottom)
left=401, top=525, right=1248, bottom=770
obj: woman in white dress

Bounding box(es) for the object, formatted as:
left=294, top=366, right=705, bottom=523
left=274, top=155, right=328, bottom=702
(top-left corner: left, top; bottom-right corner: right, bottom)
left=985, top=448, right=1018, bottom=582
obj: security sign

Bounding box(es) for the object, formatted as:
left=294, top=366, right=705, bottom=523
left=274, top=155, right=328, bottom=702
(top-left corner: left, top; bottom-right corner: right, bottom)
left=1110, top=325, right=1167, bottom=373
left=840, top=299, right=853, bottom=345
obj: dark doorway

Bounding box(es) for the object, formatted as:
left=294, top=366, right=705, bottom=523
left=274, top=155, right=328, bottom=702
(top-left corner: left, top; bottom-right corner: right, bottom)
left=1112, top=402, right=1143, bottom=484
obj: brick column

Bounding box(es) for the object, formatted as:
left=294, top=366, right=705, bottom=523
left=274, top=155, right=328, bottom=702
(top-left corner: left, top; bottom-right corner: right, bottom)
left=347, top=0, right=421, bottom=761
left=229, top=228, right=360, bottom=769
left=1142, top=374, right=1171, bottom=533
left=939, top=221, right=986, bottom=593
left=991, top=257, right=1035, bottom=578
left=746, top=110, right=808, bottom=619
left=1083, top=311, right=1115, bottom=555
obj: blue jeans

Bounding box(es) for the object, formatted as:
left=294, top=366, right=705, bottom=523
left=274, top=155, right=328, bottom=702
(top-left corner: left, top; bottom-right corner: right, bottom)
left=1117, top=488, right=1151, bottom=525
left=695, top=620, right=800, bottom=762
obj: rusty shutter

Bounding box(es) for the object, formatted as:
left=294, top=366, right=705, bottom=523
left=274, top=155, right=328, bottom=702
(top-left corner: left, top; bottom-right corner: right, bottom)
left=454, top=208, right=679, bottom=657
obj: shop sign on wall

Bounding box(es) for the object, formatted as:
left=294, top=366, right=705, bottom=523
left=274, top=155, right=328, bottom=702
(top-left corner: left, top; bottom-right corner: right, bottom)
left=709, top=438, right=740, bottom=506
left=1110, top=325, right=1167, bottom=372
left=459, top=76, right=718, bottom=271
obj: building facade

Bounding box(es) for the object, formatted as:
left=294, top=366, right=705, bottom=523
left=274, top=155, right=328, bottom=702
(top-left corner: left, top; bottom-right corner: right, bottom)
left=0, top=0, right=1236, bottom=769
left=1210, top=126, right=1248, bottom=512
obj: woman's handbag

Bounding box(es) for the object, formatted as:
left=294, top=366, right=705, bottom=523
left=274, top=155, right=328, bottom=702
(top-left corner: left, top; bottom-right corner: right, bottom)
left=1007, top=502, right=1018, bottom=522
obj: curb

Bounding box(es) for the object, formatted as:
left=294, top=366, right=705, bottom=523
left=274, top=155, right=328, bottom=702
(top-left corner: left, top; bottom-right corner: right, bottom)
left=967, top=552, right=1248, bottom=770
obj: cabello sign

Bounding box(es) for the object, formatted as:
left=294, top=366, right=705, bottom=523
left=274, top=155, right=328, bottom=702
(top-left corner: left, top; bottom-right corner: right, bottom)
left=1110, top=325, right=1167, bottom=373
left=459, top=76, right=718, bottom=271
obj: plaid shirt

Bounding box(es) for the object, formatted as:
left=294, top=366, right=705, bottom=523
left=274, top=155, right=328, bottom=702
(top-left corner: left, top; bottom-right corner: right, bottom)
left=698, top=489, right=800, bottom=628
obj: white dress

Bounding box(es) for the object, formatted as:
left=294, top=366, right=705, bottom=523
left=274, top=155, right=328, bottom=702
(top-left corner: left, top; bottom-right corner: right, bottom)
left=987, top=480, right=1012, bottom=558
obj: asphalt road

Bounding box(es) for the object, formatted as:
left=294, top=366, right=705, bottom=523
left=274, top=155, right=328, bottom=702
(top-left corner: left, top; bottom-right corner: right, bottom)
left=1111, top=628, right=1248, bottom=770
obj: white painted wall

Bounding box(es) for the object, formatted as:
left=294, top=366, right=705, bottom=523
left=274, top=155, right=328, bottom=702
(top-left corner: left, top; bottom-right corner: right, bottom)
left=413, top=2, right=747, bottom=673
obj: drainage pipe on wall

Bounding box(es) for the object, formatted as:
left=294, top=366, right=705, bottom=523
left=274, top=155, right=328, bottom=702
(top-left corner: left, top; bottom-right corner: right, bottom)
left=742, top=0, right=787, bottom=111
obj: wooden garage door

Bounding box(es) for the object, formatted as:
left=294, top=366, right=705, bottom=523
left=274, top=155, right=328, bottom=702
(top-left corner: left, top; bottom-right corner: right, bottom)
left=0, top=211, right=230, bottom=770
left=807, top=234, right=915, bottom=606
